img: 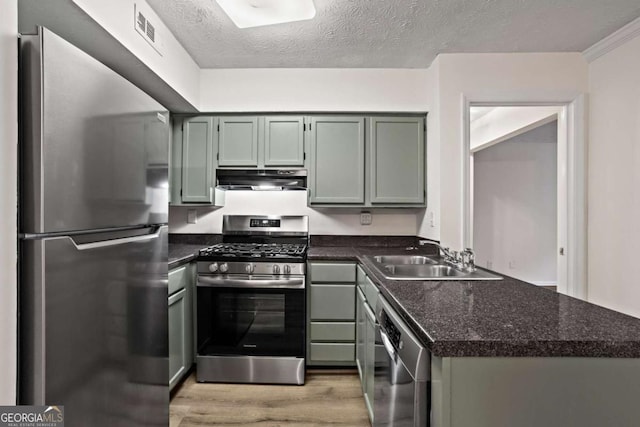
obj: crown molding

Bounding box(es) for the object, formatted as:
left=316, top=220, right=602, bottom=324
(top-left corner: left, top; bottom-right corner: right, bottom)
left=583, top=16, right=640, bottom=63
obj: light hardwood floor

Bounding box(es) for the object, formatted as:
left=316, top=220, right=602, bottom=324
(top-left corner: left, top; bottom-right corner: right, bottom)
left=170, top=371, right=371, bottom=427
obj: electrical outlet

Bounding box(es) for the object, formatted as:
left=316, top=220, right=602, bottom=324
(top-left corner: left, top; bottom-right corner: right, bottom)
left=486, top=261, right=492, bottom=269
left=429, top=211, right=435, bottom=227
left=187, top=209, right=197, bottom=224
left=508, top=261, right=516, bottom=269
left=360, top=212, right=372, bottom=225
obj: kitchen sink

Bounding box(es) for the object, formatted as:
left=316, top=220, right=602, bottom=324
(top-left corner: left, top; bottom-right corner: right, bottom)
left=365, top=255, right=502, bottom=281
left=373, top=255, right=438, bottom=265
left=384, top=264, right=467, bottom=278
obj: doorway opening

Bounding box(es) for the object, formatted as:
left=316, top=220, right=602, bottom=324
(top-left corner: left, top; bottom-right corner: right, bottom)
left=470, top=107, right=560, bottom=290
left=463, top=98, right=587, bottom=299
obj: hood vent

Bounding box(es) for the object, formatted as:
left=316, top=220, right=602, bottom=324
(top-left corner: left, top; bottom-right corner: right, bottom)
left=216, top=169, right=307, bottom=191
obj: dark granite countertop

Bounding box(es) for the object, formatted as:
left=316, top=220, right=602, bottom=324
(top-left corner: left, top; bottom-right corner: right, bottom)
left=309, top=245, right=640, bottom=358
left=168, top=243, right=207, bottom=269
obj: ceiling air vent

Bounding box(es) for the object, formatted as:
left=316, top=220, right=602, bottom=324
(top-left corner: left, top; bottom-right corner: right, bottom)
left=134, top=3, right=162, bottom=55
left=146, top=22, right=155, bottom=42
left=137, top=11, right=146, bottom=31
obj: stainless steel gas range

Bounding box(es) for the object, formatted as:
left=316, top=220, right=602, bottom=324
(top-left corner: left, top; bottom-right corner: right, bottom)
left=195, top=215, right=308, bottom=385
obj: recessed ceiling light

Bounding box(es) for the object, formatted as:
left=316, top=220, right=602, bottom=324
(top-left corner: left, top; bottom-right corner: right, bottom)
left=216, top=0, right=316, bottom=29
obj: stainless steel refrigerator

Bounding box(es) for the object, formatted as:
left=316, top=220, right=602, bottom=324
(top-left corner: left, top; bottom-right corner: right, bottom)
left=19, top=27, right=169, bottom=427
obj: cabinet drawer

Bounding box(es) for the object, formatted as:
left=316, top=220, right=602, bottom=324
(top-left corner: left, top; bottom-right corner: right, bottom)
left=364, top=275, right=379, bottom=309
left=310, top=284, right=355, bottom=320
left=310, top=322, right=355, bottom=342
left=309, top=343, right=355, bottom=362
left=356, top=265, right=366, bottom=291
left=169, top=265, right=189, bottom=295
left=310, top=262, right=356, bottom=283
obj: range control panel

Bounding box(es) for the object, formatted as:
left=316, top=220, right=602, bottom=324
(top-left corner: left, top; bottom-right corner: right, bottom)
left=250, top=218, right=281, bottom=228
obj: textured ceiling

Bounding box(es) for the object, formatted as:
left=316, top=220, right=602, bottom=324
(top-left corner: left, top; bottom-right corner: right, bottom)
left=147, top=0, right=640, bottom=68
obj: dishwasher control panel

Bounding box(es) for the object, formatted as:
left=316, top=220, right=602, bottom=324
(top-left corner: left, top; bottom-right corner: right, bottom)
left=381, top=310, right=402, bottom=350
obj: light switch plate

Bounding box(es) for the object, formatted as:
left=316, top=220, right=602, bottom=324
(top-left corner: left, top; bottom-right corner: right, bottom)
left=360, top=212, right=372, bottom=225
left=187, top=209, right=198, bottom=224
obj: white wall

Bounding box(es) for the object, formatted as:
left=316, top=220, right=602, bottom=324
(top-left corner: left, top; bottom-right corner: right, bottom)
left=18, top=0, right=200, bottom=111
left=434, top=53, right=588, bottom=249
left=473, top=121, right=558, bottom=285
left=587, top=30, right=640, bottom=317
left=0, top=0, right=18, bottom=405
left=169, top=192, right=418, bottom=235
left=470, top=106, right=560, bottom=152
left=71, top=0, right=200, bottom=107
left=417, top=64, right=441, bottom=241
left=199, top=68, right=431, bottom=112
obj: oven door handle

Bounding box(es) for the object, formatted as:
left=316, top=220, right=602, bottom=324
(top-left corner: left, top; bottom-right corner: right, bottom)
left=197, top=276, right=305, bottom=289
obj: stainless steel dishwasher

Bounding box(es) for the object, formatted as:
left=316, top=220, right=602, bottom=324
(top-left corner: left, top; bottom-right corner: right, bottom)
left=374, top=296, right=430, bottom=427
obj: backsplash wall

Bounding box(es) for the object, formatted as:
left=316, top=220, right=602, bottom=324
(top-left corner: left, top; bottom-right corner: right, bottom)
left=169, top=191, right=419, bottom=235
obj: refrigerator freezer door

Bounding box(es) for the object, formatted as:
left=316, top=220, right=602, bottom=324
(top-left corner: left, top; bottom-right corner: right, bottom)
left=20, top=27, right=169, bottom=234
left=20, top=226, right=168, bottom=427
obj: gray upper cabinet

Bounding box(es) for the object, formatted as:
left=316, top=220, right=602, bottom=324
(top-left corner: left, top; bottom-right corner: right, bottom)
left=369, top=117, right=425, bottom=204
left=217, top=116, right=259, bottom=167
left=264, top=116, right=305, bottom=166
left=181, top=116, right=214, bottom=203
left=309, top=116, right=365, bottom=204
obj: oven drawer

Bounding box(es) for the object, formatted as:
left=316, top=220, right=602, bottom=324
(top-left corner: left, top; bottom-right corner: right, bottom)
left=310, top=262, right=356, bottom=283
left=310, top=284, right=355, bottom=320
left=310, top=321, right=355, bottom=342
left=309, top=343, right=355, bottom=362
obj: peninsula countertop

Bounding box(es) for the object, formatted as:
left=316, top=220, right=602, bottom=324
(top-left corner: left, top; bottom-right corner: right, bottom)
left=308, top=245, right=640, bottom=358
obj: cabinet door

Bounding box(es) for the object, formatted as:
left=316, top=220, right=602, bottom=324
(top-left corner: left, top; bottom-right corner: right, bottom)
left=309, top=117, right=365, bottom=204
left=169, top=288, right=187, bottom=390
left=264, top=116, right=305, bottom=166
left=181, top=117, right=214, bottom=203
left=364, top=302, right=376, bottom=421
left=370, top=117, right=425, bottom=204
left=356, top=288, right=366, bottom=382
left=218, top=116, right=259, bottom=167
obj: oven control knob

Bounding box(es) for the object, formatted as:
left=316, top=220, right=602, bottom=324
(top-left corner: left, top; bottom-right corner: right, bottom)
left=283, top=264, right=291, bottom=275
left=219, top=263, right=229, bottom=273
left=245, top=263, right=254, bottom=274
left=208, top=263, right=219, bottom=273
left=273, top=264, right=281, bottom=274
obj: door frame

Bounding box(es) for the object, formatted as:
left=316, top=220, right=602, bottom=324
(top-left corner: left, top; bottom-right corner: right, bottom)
left=461, top=96, right=587, bottom=299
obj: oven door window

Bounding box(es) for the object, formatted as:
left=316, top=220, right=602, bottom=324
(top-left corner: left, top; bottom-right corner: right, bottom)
left=197, top=287, right=305, bottom=357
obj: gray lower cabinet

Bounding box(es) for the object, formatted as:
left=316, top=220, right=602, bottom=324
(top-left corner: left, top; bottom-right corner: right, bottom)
left=308, top=116, right=365, bottom=204
left=169, top=263, right=195, bottom=391
left=356, top=288, right=366, bottom=379
left=168, top=288, right=187, bottom=390
left=307, top=261, right=357, bottom=366
left=177, top=116, right=215, bottom=204
left=356, top=265, right=381, bottom=423
left=217, top=116, right=259, bottom=167
left=363, top=301, right=376, bottom=421
left=369, top=117, right=425, bottom=204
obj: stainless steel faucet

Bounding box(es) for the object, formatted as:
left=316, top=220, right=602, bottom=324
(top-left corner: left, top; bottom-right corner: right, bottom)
left=418, top=240, right=454, bottom=262
left=418, top=240, right=476, bottom=271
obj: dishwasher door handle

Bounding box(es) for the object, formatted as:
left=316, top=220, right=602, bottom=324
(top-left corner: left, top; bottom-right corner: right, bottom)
left=380, top=328, right=397, bottom=361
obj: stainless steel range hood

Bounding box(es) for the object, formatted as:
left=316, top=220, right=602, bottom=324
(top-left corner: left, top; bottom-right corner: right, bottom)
left=216, top=169, right=307, bottom=191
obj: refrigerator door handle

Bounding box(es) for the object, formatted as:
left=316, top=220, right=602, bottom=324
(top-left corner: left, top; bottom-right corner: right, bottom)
left=70, top=225, right=165, bottom=250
